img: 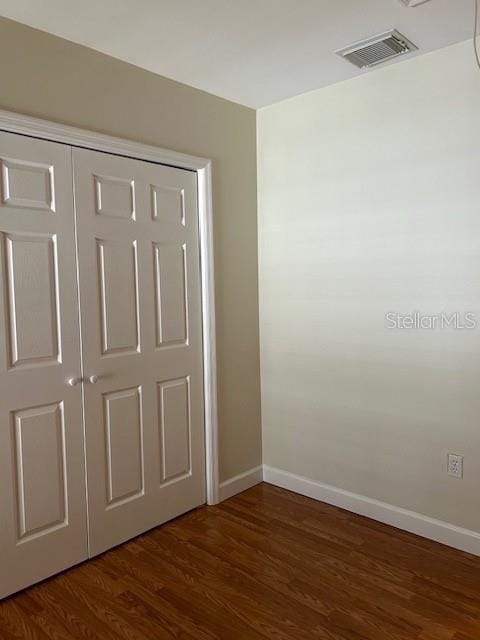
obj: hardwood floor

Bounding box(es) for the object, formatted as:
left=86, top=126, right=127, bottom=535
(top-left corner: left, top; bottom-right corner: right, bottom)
left=1, top=483, right=480, bottom=639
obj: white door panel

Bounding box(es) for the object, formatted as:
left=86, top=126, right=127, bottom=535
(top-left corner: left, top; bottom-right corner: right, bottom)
left=72, top=148, right=205, bottom=556
left=0, top=132, right=87, bottom=599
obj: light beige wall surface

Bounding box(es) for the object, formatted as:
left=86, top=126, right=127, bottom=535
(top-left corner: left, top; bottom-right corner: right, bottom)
left=0, top=17, right=262, bottom=483
left=258, top=39, right=480, bottom=532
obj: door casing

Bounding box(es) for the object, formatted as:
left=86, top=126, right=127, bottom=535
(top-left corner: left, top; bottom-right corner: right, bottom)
left=0, top=108, right=220, bottom=506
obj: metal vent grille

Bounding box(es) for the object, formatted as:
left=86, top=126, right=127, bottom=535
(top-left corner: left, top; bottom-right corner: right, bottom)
left=337, top=30, right=417, bottom=69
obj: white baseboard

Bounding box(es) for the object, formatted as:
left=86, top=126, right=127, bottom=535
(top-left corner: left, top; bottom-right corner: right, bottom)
left=218, top=465, right=263, bottom=502
left=263, top=465, right=480, bottom=557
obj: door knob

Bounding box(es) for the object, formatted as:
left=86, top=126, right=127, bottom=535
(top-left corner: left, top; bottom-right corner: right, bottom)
left=86, top=375, right=99, bottom=384
left=67, top=377, right=82, bottom=386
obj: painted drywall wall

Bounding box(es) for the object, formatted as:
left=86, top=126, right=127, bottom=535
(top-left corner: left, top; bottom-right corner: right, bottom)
left=0, top=16, right=262, bottom=483
left=258, top=39, right=480, bottom=532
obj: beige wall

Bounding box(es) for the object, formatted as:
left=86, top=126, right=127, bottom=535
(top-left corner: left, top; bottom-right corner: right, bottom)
left=258, top=39, right=480, bottom=532
left=0, top=17, right=262, bottom=482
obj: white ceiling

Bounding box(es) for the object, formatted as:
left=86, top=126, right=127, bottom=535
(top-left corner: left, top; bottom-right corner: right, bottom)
left=0, top=0, right=474, bottom=108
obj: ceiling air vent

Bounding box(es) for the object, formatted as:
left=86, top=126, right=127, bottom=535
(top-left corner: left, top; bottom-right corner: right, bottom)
left=337, top=30, right=417, bottom=69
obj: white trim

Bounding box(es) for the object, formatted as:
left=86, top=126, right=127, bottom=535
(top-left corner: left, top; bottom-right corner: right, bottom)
left=0, top=108, right=220, bottom=506
left=0, top=109, right=209, bottom=171
left=263, top=466, right=480, bottom=556
left=219, top=466, right=263, bottom=502
left=198, top=163, right=220, bottom=505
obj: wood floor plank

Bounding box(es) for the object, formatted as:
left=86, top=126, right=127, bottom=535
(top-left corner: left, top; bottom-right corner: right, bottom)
left=1, top=483, right=480, bottom=639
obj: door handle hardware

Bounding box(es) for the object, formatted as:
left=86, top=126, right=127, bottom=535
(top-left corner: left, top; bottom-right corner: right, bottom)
left=86, top=375, right=99, bottom=384
left=67, top=377, right=82, bottom=386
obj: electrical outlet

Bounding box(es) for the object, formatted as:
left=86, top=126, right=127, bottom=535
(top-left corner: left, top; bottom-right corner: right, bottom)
left=447, top=454, right=463, bottom=479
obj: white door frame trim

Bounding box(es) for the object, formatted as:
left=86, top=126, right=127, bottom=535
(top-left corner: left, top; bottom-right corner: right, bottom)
left=0, top=108, right=220, bottom=505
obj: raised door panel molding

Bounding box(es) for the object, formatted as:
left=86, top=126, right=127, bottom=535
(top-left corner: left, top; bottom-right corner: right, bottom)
left=1, top=158, right=55, bottom=212
left=158, top=377, right=192, bottom=485
left=97, top=238, right=140, bottom=355
left=151, top=184, right=185, bottom=225
left=13, top=402, right=68, bottom=541
left=104, top=386, right=144, bottom=508
left=154, top=242, right=188, bottom=347
left=94, top=174, right=135, bottom=220
left=3, top=233, right=61, bottom=369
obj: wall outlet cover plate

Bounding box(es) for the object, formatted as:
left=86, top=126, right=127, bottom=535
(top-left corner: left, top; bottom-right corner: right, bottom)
left=447, top=453, right=464, bottom=479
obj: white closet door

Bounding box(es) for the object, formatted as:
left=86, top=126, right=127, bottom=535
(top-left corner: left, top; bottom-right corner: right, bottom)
left=72, top=148, right=206, bottom=556
left=0, top=132, right=87, bottom=599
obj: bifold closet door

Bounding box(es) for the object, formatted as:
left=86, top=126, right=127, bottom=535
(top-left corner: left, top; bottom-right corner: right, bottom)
left=0, top=132, right=88, bottom=599
left=72, top=148, right=206, bottom=556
